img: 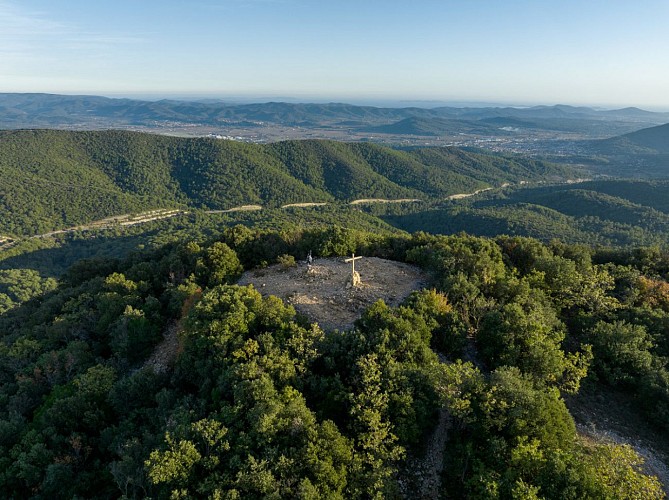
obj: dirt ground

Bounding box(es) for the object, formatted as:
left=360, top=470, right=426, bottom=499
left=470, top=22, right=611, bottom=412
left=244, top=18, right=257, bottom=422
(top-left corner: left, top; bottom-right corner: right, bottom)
left=566, top=384, right=669, bottom=494
left=238, top=256, right=428, bottom=331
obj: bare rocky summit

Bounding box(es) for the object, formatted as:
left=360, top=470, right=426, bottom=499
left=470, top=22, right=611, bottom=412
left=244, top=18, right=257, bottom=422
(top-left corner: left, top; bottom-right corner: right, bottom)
left=238, top=256, right=427, bottom=331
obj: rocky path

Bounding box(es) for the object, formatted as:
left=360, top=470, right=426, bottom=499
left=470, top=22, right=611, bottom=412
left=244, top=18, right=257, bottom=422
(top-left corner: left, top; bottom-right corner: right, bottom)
left=445, top=187, right=493, bottom=200
left=418, top=406, right=451, bottom=498
left=281, top=202, right=329, bottom=208
left=398, top=352, right=454, bottom=499
left=566, top=386, right=669, bottom=495
left=13, top=185, right=516, bottom=243
left=30, top=209, right=186, bottom=239
left=577, top=423, right=669, bottom=494
left=349, top=198, right=422, bottom=205
left=0, top=235, right=15, bottom=251
left=205, top=205, right=262, bottom=213
left=143, top=322, right=181, bottom=374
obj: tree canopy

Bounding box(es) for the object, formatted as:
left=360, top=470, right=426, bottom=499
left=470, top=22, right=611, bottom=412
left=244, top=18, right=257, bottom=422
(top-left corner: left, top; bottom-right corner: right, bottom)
left=0, top=227, right=667, bottom=498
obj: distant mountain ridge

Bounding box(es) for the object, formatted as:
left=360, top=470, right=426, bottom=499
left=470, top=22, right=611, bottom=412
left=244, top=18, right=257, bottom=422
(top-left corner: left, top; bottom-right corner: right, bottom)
left=1, top=93, right=668, bottom=133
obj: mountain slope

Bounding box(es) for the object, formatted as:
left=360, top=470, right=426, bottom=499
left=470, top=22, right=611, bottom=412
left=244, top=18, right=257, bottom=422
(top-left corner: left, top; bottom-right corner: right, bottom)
left=586, top=123, right=669, bottom=176
left=0, top=130, right=576, bottom=236
left=573, top=179, right=669, bottom=212
left=266, top=140, right=423, bottom=200
left=265, top=140, right=553, bottom=200
left=380, top=179, right=669, bottom=246
left=597, top=123, right=669, bottom=154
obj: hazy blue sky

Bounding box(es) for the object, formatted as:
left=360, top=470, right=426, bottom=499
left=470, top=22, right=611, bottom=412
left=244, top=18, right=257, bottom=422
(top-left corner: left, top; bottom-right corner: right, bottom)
left=1, top=0, right=668, bottom=108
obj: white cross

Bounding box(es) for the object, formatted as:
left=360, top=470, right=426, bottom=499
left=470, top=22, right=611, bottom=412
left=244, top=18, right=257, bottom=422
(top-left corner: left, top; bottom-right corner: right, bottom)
left=345, top=253, right=362, bottom=280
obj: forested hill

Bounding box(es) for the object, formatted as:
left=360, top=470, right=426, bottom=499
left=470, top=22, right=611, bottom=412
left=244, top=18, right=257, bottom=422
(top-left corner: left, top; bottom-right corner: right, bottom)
left=381, top=179, right=669, bottom=247
left=0, top=129, right=573, bottom=236
left=596, top=122, right=669, bottom=154
left=586, top=122, right=669, bottom=177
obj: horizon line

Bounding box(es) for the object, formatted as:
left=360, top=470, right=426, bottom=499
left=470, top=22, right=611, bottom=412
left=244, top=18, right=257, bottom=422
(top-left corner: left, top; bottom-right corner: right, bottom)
left=1, top=90, right=669, bottom=113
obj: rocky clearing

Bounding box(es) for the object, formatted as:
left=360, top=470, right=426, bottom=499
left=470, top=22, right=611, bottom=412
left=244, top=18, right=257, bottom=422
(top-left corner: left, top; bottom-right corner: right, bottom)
left=566, top=385, right=669, bottom=494
left=238, top=256, right=428, bottom=332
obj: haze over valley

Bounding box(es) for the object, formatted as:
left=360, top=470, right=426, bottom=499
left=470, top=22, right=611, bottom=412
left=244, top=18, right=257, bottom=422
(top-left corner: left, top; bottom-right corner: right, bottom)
left=3, top=92, right=669, bottom=156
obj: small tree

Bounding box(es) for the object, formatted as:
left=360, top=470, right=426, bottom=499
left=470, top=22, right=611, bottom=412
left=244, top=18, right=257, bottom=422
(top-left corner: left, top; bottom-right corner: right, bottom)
left=199, top=242, right=243, bottom=287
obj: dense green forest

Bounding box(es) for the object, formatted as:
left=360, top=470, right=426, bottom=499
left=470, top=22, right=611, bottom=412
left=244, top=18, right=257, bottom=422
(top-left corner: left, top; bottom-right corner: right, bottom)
left=1, top=225, right=668, bottom=498
left=2, top=128, right=669, bottom=497
left=5, top=175, right=669, bottom=324
left=596, top=123, right=669, bottom=155
left=0, top=205, right=407, bottom=315
left=379, top=179, right=669, bottom=246
left=0, top=206, right=403, bottom=277
left=0, top=129, right=574, bottom=236
left=586, top=123, right=669, bottom=177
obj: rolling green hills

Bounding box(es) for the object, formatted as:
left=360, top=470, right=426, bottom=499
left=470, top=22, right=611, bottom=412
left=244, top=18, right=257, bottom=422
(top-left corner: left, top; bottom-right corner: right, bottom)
left=1, top=127, right=669, bottom=497
left=3, top=102, right=669, bottom=498
left=586, top=123, right=669, bottom=176
left=0, top=129, right=574, bottom=236
left=379, top=179, right=669, bottom=246
left=597, top=122, right=669, bottom=154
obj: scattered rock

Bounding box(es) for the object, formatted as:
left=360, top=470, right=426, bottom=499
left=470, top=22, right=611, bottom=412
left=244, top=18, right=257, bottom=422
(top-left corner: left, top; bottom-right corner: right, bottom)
left=144, top=322, right=182, bottom=374
left=238, top=256, right=427, bottom=331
